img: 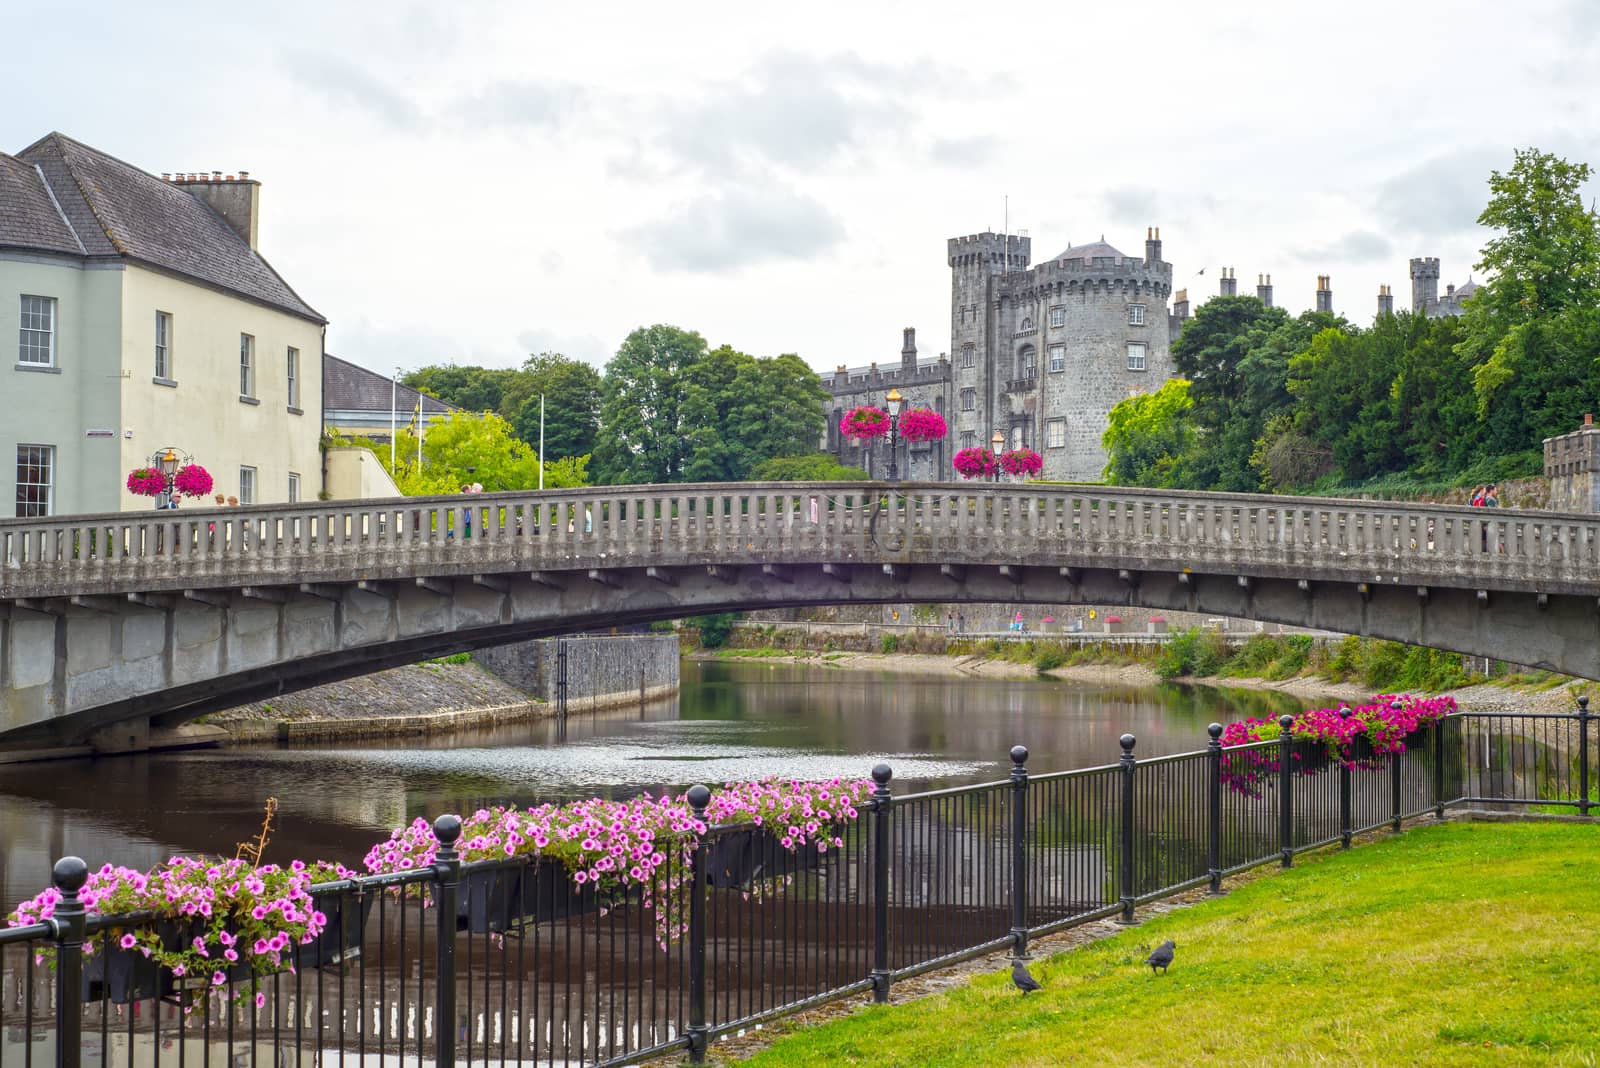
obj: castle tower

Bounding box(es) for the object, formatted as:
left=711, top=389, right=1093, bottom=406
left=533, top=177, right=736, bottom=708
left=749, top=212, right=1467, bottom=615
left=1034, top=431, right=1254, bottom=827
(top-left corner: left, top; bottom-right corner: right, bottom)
left=1409, top=257, right=1440, bottom=315
left=1219, top=267, right=1237, bottom=297
left=1377, top=284, right=1394, bottom=317
left=1315, top=275, right=1333, bottom=313
left=901, top=327, right=917, bottom=377
left=1256, top=273, right=1273, bottom=307
left=948, top=232, right=1032, bottom=458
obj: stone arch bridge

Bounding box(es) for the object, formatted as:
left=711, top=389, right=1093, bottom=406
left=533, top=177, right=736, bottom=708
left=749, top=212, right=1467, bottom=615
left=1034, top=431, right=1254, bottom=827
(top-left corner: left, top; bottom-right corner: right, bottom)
left=3, top=482, right=1598, bottom=754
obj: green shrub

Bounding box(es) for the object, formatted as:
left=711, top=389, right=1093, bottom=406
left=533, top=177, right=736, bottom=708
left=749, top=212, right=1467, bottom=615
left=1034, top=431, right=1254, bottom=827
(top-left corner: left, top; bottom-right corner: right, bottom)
left=695, top=612, right=739, bottom=649
left=880, top=633, right=900, bottom=654
left=1033, top=645, right=1067, bottom=673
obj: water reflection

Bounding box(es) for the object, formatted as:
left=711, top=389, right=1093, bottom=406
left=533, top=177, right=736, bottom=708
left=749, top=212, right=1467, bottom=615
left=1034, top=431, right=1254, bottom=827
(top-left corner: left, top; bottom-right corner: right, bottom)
left=0, top=661, right=1323, bottom=905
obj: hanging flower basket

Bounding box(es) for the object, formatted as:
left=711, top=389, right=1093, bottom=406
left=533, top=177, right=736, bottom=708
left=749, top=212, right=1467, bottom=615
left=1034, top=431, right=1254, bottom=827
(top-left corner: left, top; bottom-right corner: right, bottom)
left=126, top=468, right=166, bottom=497
left=173, top=463, right=214, bottom=499
left=952, top=447, right=997, bottom=480
left=898, top=408, right=948, bottom=443
left=840, top=406, right=890, bottom=440
left=999, top=448, right=1043, bottom=477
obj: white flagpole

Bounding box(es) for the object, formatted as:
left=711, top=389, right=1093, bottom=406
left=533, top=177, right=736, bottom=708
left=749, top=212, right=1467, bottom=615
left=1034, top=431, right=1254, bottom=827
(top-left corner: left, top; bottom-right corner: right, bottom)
left=538, top=393, right=545, bottom=491
left=390, top=369, right=398, bottom=468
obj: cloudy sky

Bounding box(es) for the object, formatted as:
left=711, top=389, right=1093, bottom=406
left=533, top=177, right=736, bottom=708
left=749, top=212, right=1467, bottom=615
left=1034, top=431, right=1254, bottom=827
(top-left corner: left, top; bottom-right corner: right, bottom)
left=6, top=0, right=1598, bottom=376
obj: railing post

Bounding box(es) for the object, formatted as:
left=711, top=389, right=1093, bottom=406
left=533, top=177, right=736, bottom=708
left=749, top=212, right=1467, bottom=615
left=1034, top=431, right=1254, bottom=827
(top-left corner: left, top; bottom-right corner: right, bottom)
left=1278, top=714, right=1295, bottom=868
left=1433, top=715, right=1447, bottom=819
left=1578, top=695, right=1592, bottom=818
left=51, top=857, right=88, bottom=1068
left=1391, top=733, right=1404, bottom=832
left=1009, top=745, right=1029, bottom=958
left=686, top=784, right=711, bottom=1063
left=1339, top=706, right=1354, bottom=849
left=868, top=763, right=893, bottom=1003
left=432, top=815, right=461, bottom=1068
left=1206, top=723, right=1224, bottom=894
left=1117, top=733, right=1137, bottom=925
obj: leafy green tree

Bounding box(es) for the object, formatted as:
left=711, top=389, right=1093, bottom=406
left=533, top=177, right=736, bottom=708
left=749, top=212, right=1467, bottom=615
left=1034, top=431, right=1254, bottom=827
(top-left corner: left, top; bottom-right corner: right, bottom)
left=1101, top=378, right=1195, bottom=486
left=504, top=353, right=603, bottom=461
left=592, top=325, right=707, bottom=485
left=402, top=366, right=519, bottom=413
left=366, top=411, right=587, bottom=495
left=750, top=453, right=869, bottom=481
left=679, top=348, right=829, bottom=482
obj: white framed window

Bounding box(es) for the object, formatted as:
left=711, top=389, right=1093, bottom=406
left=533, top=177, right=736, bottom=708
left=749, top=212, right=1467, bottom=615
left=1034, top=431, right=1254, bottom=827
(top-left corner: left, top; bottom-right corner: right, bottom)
left=1127, top=342, right=1147, bottom=371
left=238, top=466, right=256, bottom=505
left=1017, top=345, right=1036, bottom=378
left=1048, top=344, right=1066, bottom=372
left=1128, top=304, right=1147, bottom=327
left=287, top=472, right=301, bottom=503
left=960, top=387, right=976, bottom=410
left=286, top=347, right=300, bottom=409
left=240, top=334, right=255, bottom=397
left=1010, top=425, right=1025, bottom=449
left=19, top=295, right=56, bottom=366
left=1046, top=419, right=1066, bottom=448
left=960, top=431, right=975, bottom=449
left=1048, top=306, right=1065, bottom=328
left=154, top=311, right=173, bottom=380
left=961, top=343, right=975, bottom=369
left=15, top=444, right=54, bottom=517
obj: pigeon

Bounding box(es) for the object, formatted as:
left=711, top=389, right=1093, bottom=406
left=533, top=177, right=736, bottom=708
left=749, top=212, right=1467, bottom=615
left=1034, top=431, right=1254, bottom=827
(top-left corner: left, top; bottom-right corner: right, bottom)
left=1145, top=939, right=1175, bottom=975
left=1011, top=959, right=1042, bottom=995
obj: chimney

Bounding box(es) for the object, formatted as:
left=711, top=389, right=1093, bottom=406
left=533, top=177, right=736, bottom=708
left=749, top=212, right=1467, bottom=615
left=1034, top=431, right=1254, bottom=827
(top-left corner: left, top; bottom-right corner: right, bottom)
left=1585, top=413, right=1594, bottom=428
left=177, top=170, right=261, bottom=250
left=1377, top=284, right=1394, bottom=317
left=1315, top=274, right=1333, bottom=313
left=1172, top=288, right=1190, bottom=320
left=1144, top=226, right=1162, bottom=265
left=869, top=361, right=881, bottom=385
left=1256, top=272, right=1274, bottom=307
left=901, top=326, right=917, bottom=376
left=1219, top=267, right=1237, bottom=297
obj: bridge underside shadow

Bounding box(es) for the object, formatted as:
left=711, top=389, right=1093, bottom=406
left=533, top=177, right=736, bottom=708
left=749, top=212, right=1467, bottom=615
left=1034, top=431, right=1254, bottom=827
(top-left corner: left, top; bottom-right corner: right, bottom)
left=4, top=559, right=1595, bottom=754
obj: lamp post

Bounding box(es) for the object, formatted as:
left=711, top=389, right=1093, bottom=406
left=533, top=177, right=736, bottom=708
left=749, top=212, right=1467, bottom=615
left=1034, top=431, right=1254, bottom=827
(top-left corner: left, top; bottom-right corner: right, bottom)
left=158, top=448, right=179, bottom=509
left=991, top=429, right=1004, bottom=484
left=885, top=388, right=904, bottom=484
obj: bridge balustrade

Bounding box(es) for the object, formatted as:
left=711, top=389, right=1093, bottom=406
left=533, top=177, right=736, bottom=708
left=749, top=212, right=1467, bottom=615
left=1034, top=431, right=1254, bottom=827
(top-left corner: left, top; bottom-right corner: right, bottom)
left=3, top=483, right=1596, bottom=601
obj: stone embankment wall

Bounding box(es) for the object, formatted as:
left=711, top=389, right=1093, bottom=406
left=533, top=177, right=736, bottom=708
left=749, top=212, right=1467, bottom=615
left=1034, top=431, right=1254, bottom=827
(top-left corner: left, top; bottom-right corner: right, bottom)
left=472, top=634, right=680, bottom=714
left=218, top=634, right=679, bottom=743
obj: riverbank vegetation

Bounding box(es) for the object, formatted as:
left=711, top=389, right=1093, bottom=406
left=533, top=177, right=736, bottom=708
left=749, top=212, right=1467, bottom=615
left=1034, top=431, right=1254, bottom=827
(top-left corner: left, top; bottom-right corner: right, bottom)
left=733, top=822, right=1600, bottom=1067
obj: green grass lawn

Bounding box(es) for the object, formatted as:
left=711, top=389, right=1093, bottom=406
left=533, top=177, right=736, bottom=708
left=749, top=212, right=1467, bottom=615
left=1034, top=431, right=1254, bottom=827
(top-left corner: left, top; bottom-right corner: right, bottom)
left=729, top=822, right=1600, bottom=1067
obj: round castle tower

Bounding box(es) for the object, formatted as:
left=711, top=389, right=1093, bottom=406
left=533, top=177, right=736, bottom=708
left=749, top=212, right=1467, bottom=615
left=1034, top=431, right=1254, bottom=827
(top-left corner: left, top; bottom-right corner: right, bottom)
left=947, top=228, right=1174, bottom=481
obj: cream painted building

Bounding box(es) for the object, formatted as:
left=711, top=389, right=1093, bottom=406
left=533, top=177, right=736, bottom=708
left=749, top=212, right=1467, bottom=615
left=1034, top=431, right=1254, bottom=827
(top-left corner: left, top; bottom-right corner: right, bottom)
left=1, top=133, right=325, bottom=516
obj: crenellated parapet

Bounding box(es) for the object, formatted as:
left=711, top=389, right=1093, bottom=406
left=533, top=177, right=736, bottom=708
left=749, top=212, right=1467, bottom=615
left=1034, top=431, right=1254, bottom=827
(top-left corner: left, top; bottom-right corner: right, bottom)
left=947, top=231, right=1032, bottom=269
left=998, top=255, right=1173, bottom=302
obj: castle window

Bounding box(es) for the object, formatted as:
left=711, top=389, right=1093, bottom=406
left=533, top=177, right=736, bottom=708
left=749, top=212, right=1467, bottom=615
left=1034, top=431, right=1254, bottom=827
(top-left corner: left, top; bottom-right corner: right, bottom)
left=961, top=343, right=975, bottom=369
left=1019, top=316, right=1033, bottom=332
left=1128, top=304, right=1146, bottom=327
left=1011, top=425, right=1027, bottom=450
left=1126, top=342, right=1147, bottom=371
left=1048, top=345, right=1065, bottom=372
left=960, top=388, right=976, bottom=411
left=1016, top=345, right=1036, bottom=379
left=1045, top=419, right=1066, bottom=449
left=960, top=431, right=975, bottom=449
left=1049, top=306, right=1065, bottom=328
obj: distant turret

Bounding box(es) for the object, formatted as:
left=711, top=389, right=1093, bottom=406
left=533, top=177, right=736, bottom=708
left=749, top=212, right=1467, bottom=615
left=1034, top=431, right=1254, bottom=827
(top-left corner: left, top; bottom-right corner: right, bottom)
left=1409, top=257, right=1440, bottom=314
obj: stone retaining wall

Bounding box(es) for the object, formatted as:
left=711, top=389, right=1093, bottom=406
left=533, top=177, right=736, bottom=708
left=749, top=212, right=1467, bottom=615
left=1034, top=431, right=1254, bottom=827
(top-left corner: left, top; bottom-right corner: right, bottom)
left=472, top=633, right=681, bottom=714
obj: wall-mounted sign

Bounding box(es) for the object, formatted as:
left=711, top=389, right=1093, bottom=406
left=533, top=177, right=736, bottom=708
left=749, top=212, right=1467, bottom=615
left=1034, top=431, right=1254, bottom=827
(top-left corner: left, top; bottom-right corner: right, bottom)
left=84, top=429, right=115, bottom=438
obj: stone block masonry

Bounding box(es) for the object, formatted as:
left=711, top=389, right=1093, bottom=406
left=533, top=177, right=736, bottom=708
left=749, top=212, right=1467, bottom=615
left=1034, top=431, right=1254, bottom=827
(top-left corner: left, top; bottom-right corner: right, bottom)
left=472, top=634, right=680, bottom=714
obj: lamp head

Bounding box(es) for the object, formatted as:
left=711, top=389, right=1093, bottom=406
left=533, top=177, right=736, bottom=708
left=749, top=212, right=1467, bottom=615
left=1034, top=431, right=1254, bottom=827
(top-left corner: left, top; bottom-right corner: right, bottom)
left=885, top=387, right=903, bottom=416
left=159, top=449, right=179, bottom=476
left=991, top=430, right=1004, bottom=449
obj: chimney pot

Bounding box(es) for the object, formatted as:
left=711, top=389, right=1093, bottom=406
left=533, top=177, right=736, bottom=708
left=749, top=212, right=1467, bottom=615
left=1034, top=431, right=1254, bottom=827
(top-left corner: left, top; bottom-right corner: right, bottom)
left=240, top=170, right=250, bottom=180
left=1586, top=413, right=1594, bottom=427
left=213, top=171, right=221, bottom=180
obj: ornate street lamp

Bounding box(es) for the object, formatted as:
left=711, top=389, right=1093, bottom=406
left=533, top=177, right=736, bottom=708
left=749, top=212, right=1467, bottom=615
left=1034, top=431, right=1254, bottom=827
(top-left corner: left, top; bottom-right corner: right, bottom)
left=158, top=448, right=180, bottom=508
left=885, top=388, right=904, bottom=484
left=991, top=429, right=1005, bottom=484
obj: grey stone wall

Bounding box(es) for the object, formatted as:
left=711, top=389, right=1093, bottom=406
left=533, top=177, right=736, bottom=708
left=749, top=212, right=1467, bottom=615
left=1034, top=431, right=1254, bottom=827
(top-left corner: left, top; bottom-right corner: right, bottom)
left=473, top=634, right=680, bottom=712
left=1544, top=420, right=1600, bottom=512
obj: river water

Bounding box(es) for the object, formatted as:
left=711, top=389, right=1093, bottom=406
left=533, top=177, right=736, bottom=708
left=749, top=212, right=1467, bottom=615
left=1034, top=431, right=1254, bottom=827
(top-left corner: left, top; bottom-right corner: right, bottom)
left=0, top=661, right=1324, bottom=909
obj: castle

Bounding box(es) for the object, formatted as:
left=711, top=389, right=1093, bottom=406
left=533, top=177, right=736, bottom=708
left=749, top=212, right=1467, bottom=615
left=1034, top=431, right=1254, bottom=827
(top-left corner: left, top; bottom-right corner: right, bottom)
left=820, top=230, right=1473, bottom=483
left=823, top=228, right=1176, bottom=482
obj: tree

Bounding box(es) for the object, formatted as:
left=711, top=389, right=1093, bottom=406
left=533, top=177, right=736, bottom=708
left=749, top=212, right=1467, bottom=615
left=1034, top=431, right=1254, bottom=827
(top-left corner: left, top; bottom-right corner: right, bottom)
left=1464, top=149, right=1600, bottom=420
left=1101, top=378, right=1195, bottom=486
left=505, top=353, right=603, bottom=461
left=592, top=325, right=707, bottom=485
left=750, top=453, right=868, bottom=481
left=402, top=366, right=519, bottom=413
left=365, top=411, right=587, bottom=495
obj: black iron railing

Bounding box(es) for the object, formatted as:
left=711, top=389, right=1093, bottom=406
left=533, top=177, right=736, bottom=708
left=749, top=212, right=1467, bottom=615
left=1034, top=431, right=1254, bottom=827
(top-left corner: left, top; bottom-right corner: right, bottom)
left=3, top=705, right=1593, bottom=1066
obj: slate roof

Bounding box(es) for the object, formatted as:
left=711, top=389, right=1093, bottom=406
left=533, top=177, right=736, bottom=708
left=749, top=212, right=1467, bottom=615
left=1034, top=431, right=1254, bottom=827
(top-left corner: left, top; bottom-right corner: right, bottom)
left=4, top=133, right=324, bottom=324
left=324, top=354, right=459, bottom=416
left=0, top=153, right=84, bottom=255
left=1048, top=239, right=1129, bottom=263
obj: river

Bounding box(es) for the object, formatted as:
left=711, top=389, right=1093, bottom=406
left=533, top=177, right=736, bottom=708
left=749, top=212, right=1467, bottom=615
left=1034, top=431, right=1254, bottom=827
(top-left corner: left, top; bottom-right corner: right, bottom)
left=0, top=661, right=1324, bottom=909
